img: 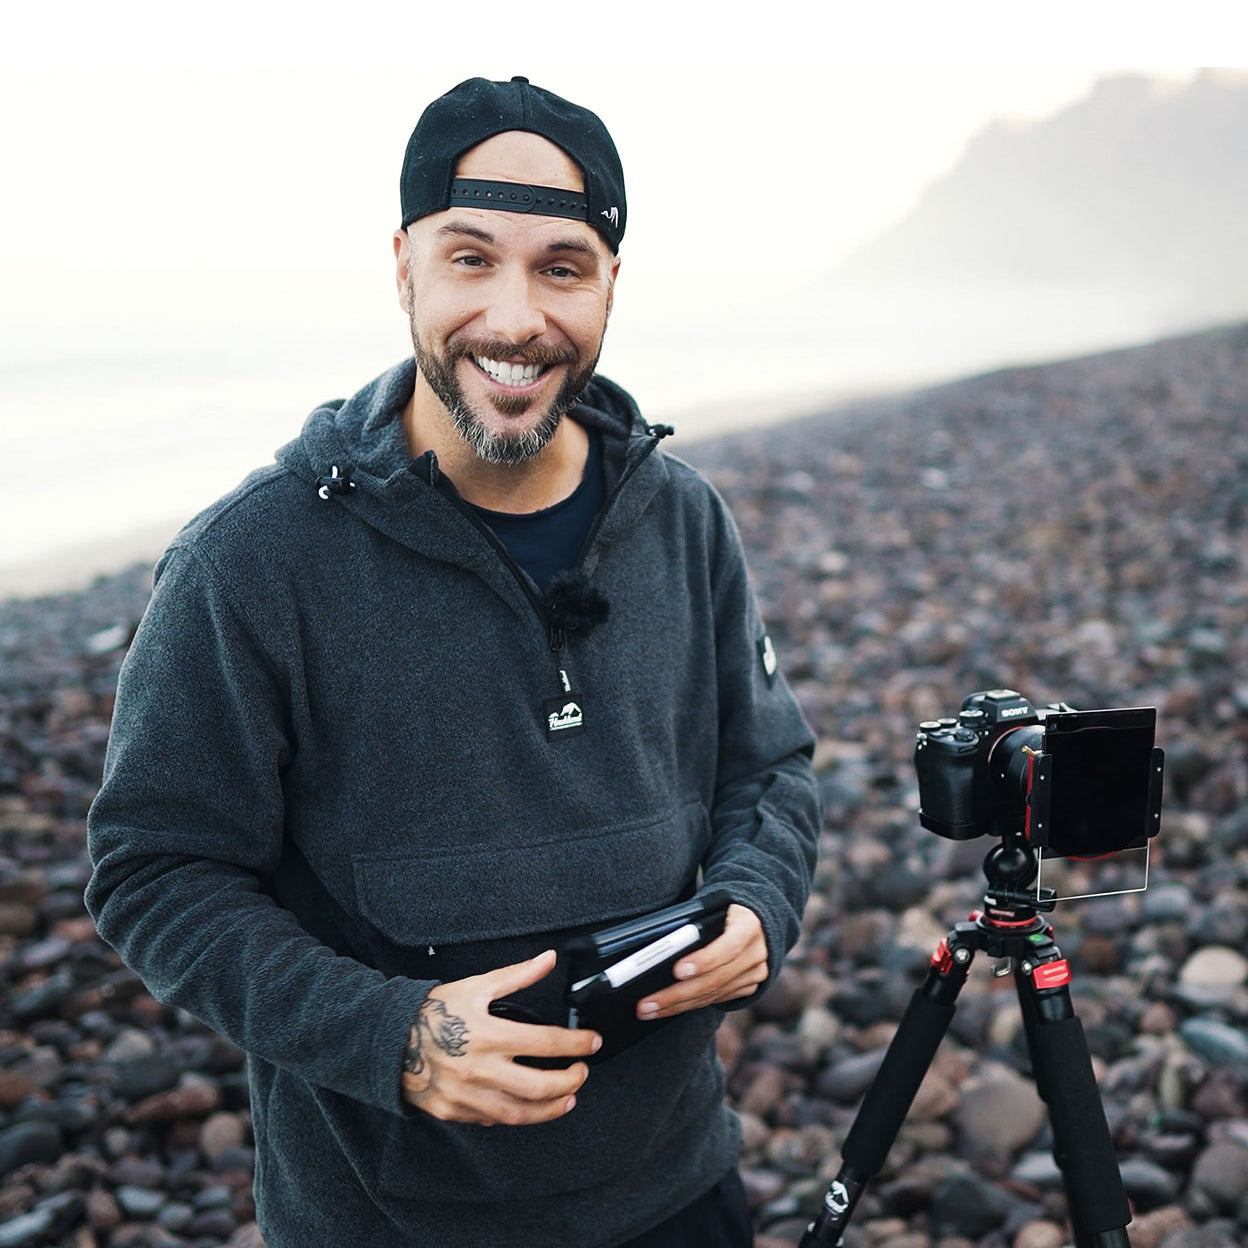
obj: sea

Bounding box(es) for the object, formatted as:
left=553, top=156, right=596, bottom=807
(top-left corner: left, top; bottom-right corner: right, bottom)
left=1, top=278, right=1178, bottom=599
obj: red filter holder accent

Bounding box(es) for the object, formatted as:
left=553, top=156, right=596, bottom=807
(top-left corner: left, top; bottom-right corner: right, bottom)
left=931, top=939, right=954, bottom=972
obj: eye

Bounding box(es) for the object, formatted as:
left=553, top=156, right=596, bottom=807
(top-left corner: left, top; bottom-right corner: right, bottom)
left=453, top=254, right=487, bottom=268
left=545, top=265, right=578, bottom=279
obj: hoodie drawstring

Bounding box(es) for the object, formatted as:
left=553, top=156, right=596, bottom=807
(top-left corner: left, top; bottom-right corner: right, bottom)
left=317, top=466, right=356, bottom=500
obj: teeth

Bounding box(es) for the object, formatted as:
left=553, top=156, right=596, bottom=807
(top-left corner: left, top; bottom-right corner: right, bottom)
left=475, top=357, right=542, bottom=386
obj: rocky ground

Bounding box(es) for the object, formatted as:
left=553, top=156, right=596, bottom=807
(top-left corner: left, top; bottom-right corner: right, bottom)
left=3, top=322, right=1247, bottom=1248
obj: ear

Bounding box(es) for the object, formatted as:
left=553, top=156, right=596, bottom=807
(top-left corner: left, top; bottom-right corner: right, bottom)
left=605, top=253, right=621, bottom=320
left=394, top=229, right=412, bottom=312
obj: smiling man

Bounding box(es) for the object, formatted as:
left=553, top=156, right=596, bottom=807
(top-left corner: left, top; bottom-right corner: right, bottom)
left=87, top=78, right=821, bottom=1248
left=400, top=129, right=612, bottom=475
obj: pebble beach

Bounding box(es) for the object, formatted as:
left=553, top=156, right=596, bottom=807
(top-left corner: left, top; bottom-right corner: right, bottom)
left=3, top=322, right=1247, bottom=1248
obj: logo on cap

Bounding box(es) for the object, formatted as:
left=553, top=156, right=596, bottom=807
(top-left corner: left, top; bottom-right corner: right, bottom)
left=601, top=206, right=619, bottom=229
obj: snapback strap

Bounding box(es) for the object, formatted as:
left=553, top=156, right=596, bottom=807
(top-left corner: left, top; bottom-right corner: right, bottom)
left=448, top=178, right=589, bottom=222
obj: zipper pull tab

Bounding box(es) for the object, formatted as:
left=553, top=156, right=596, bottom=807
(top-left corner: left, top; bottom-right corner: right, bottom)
left=558, top=668, right=572, bottom=693
left=549, top=622, right=566, bottom=652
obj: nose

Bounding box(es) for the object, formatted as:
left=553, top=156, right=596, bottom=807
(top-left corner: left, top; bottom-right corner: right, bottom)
left=484, top=266, right=546, bottom=344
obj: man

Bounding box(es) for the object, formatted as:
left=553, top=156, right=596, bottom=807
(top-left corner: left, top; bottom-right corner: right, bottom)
left=87, top=77, right=821, bottom=1247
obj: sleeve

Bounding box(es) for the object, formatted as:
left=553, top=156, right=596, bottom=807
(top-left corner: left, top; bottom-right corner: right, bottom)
left=696, top=496, right=823, bottom=995
left=85, top=544, right=431, bottom=1116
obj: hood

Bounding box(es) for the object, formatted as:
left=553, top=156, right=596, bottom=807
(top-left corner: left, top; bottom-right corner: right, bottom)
left=276, top=357, right=654, bottom=495
left=273, top=358, right=671, bottom=582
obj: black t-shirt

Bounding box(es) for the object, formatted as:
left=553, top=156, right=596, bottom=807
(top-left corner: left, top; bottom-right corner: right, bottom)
left=469, top=426, right=605, bottom=592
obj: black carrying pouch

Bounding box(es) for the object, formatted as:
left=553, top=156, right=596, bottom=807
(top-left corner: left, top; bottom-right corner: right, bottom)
left=561, top=888, right=731, bottom=1063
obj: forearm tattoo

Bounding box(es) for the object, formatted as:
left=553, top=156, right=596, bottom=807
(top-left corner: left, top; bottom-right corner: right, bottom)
left=403, top=997, right=470, bottom=1095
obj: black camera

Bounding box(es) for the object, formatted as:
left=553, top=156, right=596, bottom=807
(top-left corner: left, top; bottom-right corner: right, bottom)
left=915, top=688, right=1164, bottom=858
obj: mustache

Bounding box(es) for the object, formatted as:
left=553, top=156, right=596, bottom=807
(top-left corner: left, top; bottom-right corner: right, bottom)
left=447, top=336, right=577, bottom=369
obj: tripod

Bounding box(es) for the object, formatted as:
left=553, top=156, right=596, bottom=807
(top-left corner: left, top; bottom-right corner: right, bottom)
left=800, top=828, right=1133, bottom=1248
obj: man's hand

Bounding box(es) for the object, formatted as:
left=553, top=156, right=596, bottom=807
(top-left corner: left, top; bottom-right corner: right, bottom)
left=401, top=949, right=601, bottom=1126
left=636, top=903, right=768, bottom=1021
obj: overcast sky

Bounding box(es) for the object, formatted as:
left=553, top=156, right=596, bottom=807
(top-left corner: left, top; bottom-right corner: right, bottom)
left=3, top=1, right=1240, bottom=351
left=1, top=3, right=1243, bottom=589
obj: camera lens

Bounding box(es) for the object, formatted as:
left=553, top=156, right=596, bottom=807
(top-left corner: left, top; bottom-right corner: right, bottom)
left=989, top=724, right=1046, bottom=820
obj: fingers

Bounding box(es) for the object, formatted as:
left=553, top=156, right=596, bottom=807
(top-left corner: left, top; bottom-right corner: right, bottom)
left=405, top=1054, right=591, bottom=1127
left=477, top=948, right=559, bottom=998
left=444, top=1080, right=585, bottom=1128
left=639, top=961, right=767, bottom=1019
left=496, top=1020, right=602, bottom=1061
left=637, top=904, right=768, bottom=1020
left=402, top=949, right=603, bottom=1126
left=474, top=950, right=601, bottom=1060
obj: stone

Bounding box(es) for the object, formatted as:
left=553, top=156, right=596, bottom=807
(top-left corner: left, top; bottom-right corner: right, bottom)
left=1122, top=1205, right=1190, bottom=1248
left=740, top=1167, right=786, bottom=1209
left=928, top=1172, right=1012, bottom=1239
left=737, top=1110, right=770, bottom=1154
left=1137, top=1002, right=1177, bottom=1035
left=0, top=904, right=37, bottom=937
left=188, top=1207, right=238, bottom=1238
left=0, top=1193, right=82, bottom=1247
left=0, top=1121, right=63, bottom=1176
left=910, top=1071, right=960, bottom=1122
left=1190, top=1070, right=1248, bottom=1120
left=125, top=1077, right=221, bottom=1124
left=198, top=1111, right=247, bottom=1162
left=85, top=1187, right=122, bottom=1231
left=106, top=1159, right=166, bottom=1189
left=1178, top=946, right=1248, bottom=988
left=0, top=1209, right=56, bottom=1248
left=115, top=1186, right=166, bottom=1218
left=103, top=1028, right=157, bottom=1063
left=1179, top=1017, right=1248, bottom=1065
left=12, top=935, right=72, bottom=973
left=796, top=1005, right=841, bottom=1053
left=10, top=1045, right=62, bottom=1090
left=0, top=1070, right=35, bottom=1109
left=1010, top=1153, right=1062, bottom=1189
left=754, top=966, right=810, bottom=1023
left=156, top=1202, right=194, bottom=1232
left=109, top=1056, right=183, bottom=1102
left=1012, top=1222, right=1064, bottom=1248
left=739, top=1065, right=788, bottom=1118
left=951, top=1066, right=1046, bottom=1159
left=10, top=972, right=75, bottom=1021
left=1190, top=1140, right=1248, bottom=1212
left=814, top=1049, right=887, bottom=1104
left=1138, top=882, right=1195, bottom=923
left=1118, top=1157, right=1181, bottom=1209
left=878, top=1233, right=931, bottom=1248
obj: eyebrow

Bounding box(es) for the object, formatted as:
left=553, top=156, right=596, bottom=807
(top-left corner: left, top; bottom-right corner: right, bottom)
left=545, top=237, right=599, bottom=259
left=434, top=222, right=495, bottom=244
left=432, top=220, right=601, bottom=261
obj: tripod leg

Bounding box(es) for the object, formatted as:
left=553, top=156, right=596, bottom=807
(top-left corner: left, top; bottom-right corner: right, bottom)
left=1014, top=960, right=1132, bottom=1248
left=799, top=942, right=970, bottom=1247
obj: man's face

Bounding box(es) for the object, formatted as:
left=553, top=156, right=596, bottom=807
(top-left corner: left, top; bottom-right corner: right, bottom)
left=396, top=131, right=620, bottom=465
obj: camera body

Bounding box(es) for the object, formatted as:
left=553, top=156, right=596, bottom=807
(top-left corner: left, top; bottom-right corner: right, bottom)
left=915, top=689, right=1163, bottom=857
left=915, top=689, right=1048, bottom=841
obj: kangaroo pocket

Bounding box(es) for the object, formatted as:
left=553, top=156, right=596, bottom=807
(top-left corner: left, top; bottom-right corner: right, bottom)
left=350, top=801, right=712, bottom=946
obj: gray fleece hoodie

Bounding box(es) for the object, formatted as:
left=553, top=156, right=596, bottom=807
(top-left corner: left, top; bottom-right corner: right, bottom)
left=86, top=360, right=821, bottom=1247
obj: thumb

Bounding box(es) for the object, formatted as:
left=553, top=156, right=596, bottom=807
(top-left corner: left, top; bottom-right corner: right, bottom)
left=479, top=948, right=559, bottom=1001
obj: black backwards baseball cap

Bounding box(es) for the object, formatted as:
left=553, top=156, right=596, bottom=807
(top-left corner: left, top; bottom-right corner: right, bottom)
left=399, top=76, right=626, bottom=253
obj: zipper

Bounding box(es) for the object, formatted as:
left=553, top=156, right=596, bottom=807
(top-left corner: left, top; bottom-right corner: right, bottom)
left=572, top=427, right=666, bottom=572
left=426, top=428, right=667, bottom=653
left=428, top=468, right=563, bottom=648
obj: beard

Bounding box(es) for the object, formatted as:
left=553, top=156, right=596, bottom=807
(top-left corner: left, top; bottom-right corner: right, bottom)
left=408, top=299, right=603, bottom=467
